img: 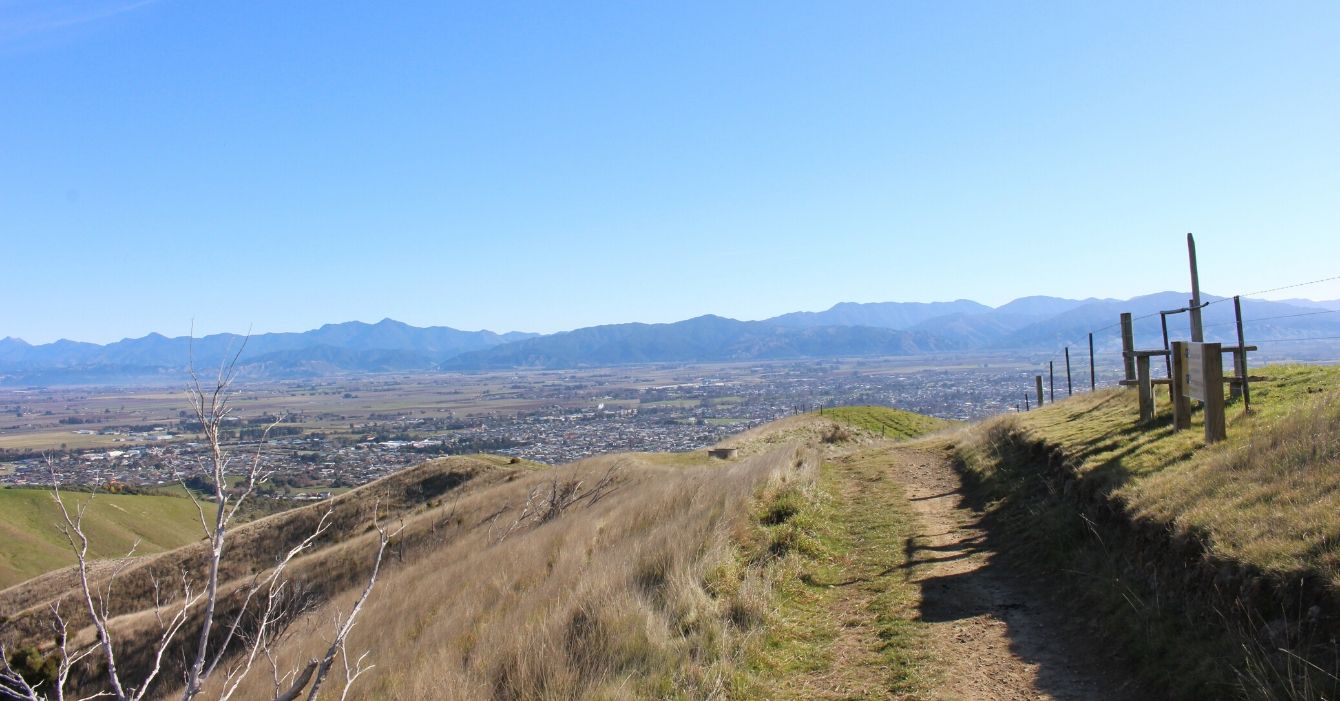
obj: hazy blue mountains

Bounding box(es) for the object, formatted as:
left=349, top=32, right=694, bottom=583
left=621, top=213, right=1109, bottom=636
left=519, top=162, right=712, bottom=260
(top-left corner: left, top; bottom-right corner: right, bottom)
left=443, top=315, right=959, bottom=370
left=0, top=320, right=535, bottom=384
left=5, top=294, right=1338, bottom=383
left=766, top=300, right=990, bottom=329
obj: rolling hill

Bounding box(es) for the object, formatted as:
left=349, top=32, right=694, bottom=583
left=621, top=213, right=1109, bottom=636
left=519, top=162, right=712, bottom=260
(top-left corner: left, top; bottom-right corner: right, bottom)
left=0, top=410, right=951, bottom=700
left=0, top=487, right=206, bottom=589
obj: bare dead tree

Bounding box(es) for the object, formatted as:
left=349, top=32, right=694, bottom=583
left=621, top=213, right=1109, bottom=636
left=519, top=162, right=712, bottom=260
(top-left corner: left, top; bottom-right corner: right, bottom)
left=20, top=335, right=395, bottom=701
left=0, top=600, right=106, bottom=701
left=497, top=463, right=621, bottom=542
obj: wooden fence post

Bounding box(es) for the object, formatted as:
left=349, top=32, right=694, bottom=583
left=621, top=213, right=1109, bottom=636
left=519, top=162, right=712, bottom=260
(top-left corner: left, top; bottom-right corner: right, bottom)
left=1065, top=347, right=1073, bottom=396
left=1160, top=312, right=1172, bottom=378
left=1088, top=332, right=1096, bottom=391
left=1137, top=355, right=1154, bottom=423
left=1035, top=375, right=1044, bottom=408
left=1203, top=343, right=1226, bottom=443
left=1120, top=312, right=1136, bottom=383
left=1049, top=361, right=1055, bottom=402
left=1233, top=295, right=1251, bottom=411
left=1171, top=341, right=1191, bottom=431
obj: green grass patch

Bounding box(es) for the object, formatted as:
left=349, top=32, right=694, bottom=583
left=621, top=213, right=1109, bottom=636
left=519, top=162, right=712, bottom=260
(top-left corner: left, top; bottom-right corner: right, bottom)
left=739, top=449, right=934, bottom=699
left=0, top=487, right=207, bottom=589
left=823, top=405, right=950, bottom=440
left=997, top=364, right=1340, bottom=582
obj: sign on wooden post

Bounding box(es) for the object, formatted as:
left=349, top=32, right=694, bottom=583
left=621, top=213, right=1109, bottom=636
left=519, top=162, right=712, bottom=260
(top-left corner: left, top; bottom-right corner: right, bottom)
left=1181, top=341, right=1226, bottom=443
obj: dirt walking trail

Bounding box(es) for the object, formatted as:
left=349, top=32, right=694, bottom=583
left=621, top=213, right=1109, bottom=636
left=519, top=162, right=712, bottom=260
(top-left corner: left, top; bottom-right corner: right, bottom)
left=887, top=443, right=1140, bottom=701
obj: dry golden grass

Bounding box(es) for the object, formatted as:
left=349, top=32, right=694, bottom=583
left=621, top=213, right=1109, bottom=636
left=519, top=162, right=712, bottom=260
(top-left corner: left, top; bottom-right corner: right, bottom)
left=194, top=444, right=819, bottom=700
left=0, top=454, right=532, bottom=695
left=5, top=410, right=947, bottom=700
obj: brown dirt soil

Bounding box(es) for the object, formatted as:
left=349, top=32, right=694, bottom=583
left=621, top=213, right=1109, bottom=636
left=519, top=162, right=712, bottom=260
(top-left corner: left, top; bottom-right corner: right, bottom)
left=889, top=443, right=1143, bottom=701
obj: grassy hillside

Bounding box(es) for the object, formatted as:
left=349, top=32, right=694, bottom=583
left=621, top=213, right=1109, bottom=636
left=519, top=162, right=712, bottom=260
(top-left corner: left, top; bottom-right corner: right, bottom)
left=951, top=363, right=1340, bottom=698
left=1, top=413, right=948, bottom=700
left=0, top=487, right=205, bottom=589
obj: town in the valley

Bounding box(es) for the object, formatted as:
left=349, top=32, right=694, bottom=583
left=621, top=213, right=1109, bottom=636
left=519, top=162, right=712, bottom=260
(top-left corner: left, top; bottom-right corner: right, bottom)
left=1, top=354, right=1129, bottom=494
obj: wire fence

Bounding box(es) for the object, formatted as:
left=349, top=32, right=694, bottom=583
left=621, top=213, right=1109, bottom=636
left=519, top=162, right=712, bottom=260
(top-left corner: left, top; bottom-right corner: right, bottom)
left=1018, top=272, right=1340, bottom=410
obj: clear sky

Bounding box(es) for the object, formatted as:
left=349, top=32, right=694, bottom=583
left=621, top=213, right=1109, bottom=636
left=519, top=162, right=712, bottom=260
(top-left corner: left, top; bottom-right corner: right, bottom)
left=4, top=1, right=1340, bottom=344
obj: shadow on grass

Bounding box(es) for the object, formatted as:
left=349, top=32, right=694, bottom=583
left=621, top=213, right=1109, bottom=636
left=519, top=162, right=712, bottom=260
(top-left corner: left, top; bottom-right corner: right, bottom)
left=899, top=452, right=1149, bottom=700
left=933, top=426, right=1257, bottom=700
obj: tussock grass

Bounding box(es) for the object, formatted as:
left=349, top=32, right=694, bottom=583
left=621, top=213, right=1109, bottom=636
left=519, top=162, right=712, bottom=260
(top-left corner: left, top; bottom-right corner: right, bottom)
left=5, top=411, right=950, bottom=700
left=0, top=454, right=529, bottom=695
left=952, top=364, right=1340, bottom=699
left=190, top=444, right=821, bottom=700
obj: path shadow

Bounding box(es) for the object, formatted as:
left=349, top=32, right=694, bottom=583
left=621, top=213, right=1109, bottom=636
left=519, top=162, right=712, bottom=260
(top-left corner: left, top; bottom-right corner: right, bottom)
left=901, top=471, right=1145, bottom=700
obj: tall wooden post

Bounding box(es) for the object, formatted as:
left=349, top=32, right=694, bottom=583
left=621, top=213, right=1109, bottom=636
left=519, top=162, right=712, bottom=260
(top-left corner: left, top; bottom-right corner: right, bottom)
left=1234, top=295, right=1251, bottom=412
left=1137, top=355, right=1154, bottom=423
left=1064, top=347, right=1073, bottom=396
left=1188, top=233, right=1205, bottom=343
left=1035, top=375, right=1044, bottom=408
left=1088, top=332, right=1096, bottom=391
left=1024, top=394, right=1030, bottom=411
left=1159, top=312, right=1172, bottom=378
left=1171, top=341, right=1191, bottom=431
left=1202, top=343, right=1227, bottom=443
left=1120, top=312, right=1136, bottom=382
left=1049, top=361, right=1055, bottom=402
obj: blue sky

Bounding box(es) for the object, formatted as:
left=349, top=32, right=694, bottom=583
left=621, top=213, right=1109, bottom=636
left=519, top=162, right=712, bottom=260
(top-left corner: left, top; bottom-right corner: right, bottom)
left=4, top=1, right=1339, bottom=344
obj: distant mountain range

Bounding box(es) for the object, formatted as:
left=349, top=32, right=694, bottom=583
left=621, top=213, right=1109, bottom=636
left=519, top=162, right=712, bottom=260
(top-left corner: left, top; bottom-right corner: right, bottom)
left=443, top=315, right=959, bottom=371
left=0, top=319, right=535, bottom=385
left=3, top=293, right=1338, bottom=383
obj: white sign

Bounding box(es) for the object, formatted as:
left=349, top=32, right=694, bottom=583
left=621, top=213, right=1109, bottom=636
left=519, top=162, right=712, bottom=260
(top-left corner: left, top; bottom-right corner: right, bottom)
left=1183, top=343, right=1206, bottom=401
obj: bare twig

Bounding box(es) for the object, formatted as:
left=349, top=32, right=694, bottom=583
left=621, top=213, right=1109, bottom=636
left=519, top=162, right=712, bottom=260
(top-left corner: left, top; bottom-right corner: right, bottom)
left=302, top=514, right=402, bottom=701
left=18, top=332, right=390, bottom=701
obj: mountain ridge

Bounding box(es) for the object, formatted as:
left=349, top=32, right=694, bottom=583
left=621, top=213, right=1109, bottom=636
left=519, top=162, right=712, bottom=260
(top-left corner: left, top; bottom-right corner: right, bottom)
left=4, top=293, right=1338, bottom=382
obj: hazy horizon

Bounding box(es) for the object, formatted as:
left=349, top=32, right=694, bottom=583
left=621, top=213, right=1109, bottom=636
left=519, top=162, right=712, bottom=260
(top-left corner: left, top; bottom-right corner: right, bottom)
left=6, top=288, right=1339, bottom=346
